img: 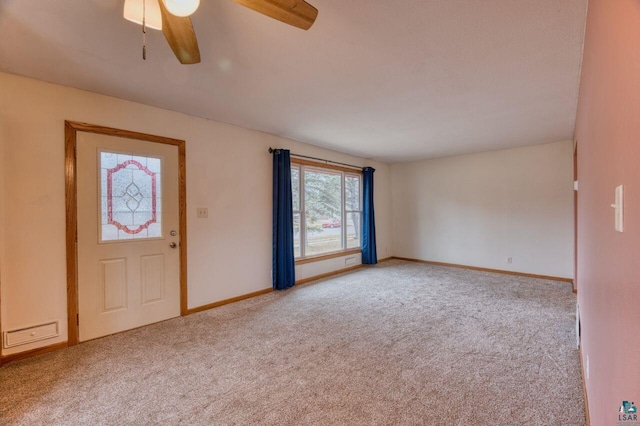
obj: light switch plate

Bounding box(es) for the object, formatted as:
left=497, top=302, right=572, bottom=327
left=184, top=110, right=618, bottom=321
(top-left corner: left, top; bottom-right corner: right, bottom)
left=196, top=208, right=208, bottom=219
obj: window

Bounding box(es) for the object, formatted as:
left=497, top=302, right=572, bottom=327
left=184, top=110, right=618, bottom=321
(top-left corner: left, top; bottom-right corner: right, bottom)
left=99, top=151, right=162, bottom=242
left=291, top=162, right=362, bottom=259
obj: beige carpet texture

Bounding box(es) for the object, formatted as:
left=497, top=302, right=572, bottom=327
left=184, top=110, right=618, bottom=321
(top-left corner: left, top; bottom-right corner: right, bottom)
left=0, top=260, right=585, bottom=425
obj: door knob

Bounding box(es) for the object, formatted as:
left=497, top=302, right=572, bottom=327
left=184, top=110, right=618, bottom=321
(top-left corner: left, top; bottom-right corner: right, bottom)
left=170, top=242, right=177, bottom=249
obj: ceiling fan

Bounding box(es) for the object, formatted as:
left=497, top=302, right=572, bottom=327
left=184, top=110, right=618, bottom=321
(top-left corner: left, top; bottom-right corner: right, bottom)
left=123, top=0, right=319, bottom=65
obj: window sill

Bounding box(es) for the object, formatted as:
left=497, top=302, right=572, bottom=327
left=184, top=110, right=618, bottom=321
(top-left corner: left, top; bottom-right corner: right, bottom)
left=295, top=248, right=362, bottom=265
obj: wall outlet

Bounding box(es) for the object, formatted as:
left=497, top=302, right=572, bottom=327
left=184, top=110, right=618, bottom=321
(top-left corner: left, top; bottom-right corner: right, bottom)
left=507, top=257, right=513, bottom=264
left=196, top=208, right=208, bottom=219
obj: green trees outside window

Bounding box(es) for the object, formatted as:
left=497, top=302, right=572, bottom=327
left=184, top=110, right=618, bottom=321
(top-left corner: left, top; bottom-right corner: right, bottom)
left=291, top=164, right=361, bottom=258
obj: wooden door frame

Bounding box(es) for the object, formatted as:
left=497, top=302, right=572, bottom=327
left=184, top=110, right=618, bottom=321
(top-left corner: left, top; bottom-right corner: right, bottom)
left=65, top=121, right=188, bottom=346
left=573, top=140, right=578, bottom=293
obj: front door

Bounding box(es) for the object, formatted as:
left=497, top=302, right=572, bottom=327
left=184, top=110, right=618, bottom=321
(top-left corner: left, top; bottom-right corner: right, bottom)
left=76, top=132, right=181, bottom=342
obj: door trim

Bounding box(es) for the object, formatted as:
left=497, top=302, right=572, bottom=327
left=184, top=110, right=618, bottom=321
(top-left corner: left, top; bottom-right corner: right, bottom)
left=65, top=121, right=188, bottom=346
left=573, top=140, right=578, bottom=293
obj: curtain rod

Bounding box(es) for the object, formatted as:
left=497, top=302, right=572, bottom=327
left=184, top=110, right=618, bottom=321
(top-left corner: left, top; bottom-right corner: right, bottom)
left=268, top=147, right=363, bottom=170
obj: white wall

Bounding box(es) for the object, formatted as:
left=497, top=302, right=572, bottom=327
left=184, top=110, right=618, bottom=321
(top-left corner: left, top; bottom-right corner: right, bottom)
left=0, top=72, right=393, bottom=356
left=391, top=141, right=574, bottom=278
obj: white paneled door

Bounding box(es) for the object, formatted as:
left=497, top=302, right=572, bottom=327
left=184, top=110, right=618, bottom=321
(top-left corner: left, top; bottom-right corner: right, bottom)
left=76, top=132, right=180, bottom=342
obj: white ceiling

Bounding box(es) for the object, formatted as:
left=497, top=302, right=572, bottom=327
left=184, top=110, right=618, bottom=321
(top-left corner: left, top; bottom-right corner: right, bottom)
left=0, top=0, right=587, bottom=162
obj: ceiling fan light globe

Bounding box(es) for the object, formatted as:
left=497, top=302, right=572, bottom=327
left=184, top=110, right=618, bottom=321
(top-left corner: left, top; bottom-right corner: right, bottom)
left=123, top=0, right=163, bottom=30
left=162, top=0, right=200, bottom=17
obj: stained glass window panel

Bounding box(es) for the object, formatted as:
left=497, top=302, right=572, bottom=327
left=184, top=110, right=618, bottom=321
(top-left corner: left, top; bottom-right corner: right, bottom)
left=100, top=151, right=162, bottom=242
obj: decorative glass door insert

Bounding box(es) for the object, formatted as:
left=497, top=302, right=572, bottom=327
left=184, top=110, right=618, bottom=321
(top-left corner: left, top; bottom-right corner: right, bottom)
left=99, top=151, right=162, bottom=242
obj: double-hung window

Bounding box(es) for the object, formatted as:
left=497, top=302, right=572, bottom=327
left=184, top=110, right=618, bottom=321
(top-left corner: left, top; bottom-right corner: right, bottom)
left=291, top=161, right=362, bottom=260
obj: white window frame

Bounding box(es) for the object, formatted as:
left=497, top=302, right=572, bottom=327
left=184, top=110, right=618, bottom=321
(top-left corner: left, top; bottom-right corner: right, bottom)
left=292, top=161, right=362, bottom=261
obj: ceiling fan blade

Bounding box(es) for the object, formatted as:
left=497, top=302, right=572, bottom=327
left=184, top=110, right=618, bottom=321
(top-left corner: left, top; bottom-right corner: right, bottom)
left=158, top=0, right=201, bottom=64
left=232, top=0, right=318, bottom=30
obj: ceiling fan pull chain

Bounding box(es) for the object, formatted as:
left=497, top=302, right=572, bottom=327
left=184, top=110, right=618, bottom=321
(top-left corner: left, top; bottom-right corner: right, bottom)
left=142, top=0, right=147, bottom=60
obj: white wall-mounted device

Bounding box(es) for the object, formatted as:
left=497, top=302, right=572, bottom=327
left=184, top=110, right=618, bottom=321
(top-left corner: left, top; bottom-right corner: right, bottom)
left=196, top=207, right=208, bottom=219
left=610, top=185, right=624, bottom=233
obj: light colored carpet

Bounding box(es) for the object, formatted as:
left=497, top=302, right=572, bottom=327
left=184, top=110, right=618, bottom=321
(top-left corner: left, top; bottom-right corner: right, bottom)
left=0, top=260, right=585, bottom=425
